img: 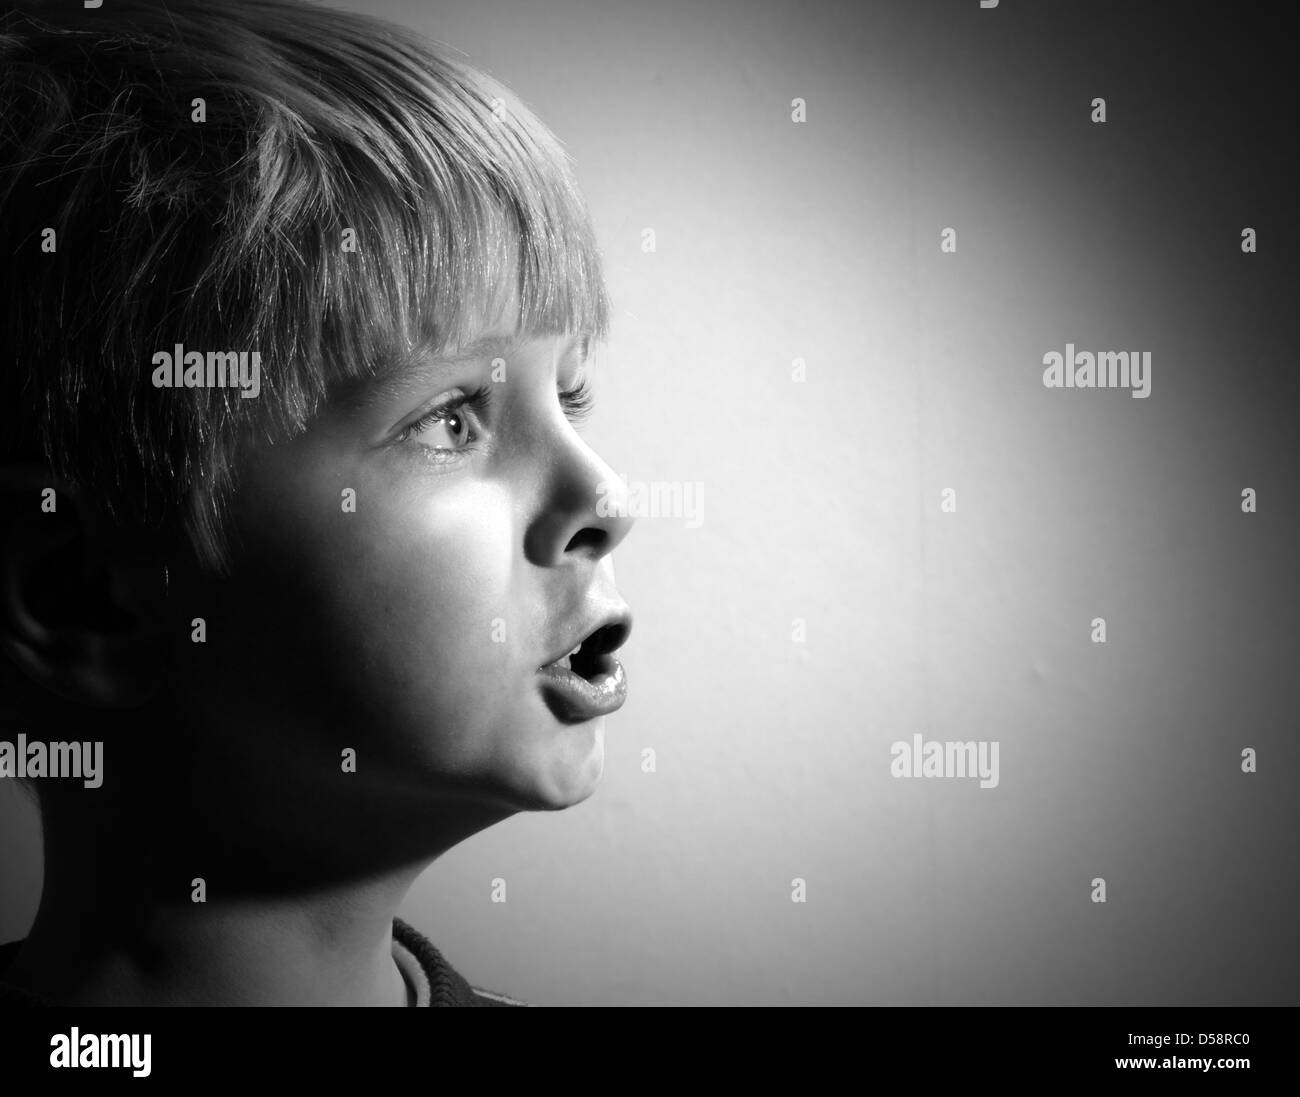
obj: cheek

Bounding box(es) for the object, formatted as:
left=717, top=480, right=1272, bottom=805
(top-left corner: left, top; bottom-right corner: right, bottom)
left=217, top=439, right=533, bottom=775
left=297, top=461, right=523, bottom=735
left=356, top=475, right=519, bottom=698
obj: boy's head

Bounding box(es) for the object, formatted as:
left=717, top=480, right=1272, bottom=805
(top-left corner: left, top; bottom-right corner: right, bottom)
left=0, top=0, right=635, bottom=850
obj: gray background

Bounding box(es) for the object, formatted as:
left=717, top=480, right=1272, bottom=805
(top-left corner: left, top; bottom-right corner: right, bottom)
left=2, top=0, right=1296, bottom=1004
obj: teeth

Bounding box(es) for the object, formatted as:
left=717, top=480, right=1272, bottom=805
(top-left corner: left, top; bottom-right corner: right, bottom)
left=558, top=642, right=583, bottom=674
left=541, top=641, right=586, bottom=673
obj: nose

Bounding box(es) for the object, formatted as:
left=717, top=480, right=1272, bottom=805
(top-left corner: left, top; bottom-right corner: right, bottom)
left=524, top=438, right=636, bottom=568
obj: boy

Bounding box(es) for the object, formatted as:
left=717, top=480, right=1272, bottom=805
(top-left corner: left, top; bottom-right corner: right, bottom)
left=0, top=0, right=635, bottom=1006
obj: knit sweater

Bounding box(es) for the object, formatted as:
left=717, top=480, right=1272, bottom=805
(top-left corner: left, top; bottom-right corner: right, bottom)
left=0, top=917, right=526, bottom=1007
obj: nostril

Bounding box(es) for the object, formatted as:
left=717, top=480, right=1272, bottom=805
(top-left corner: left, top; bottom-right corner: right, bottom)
left=563, top=527, right=608, bottom=556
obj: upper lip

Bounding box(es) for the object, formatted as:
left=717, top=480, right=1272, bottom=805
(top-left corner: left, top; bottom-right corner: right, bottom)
left=538, top=605, right=633, bottom=670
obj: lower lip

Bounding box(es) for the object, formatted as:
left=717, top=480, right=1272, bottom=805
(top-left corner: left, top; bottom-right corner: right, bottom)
left=536, top=655, right=628, bottom=723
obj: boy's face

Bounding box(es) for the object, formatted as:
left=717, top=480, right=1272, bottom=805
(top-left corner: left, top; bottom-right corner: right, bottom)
left=166, top=296, right=636, bottom=824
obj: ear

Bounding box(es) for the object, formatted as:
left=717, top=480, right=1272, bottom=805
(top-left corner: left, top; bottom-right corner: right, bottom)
left=0, top=464, right=169, bottom=709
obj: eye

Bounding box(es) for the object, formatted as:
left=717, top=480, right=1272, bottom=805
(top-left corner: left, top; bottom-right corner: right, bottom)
left=396, top=386, right=490, bottom=449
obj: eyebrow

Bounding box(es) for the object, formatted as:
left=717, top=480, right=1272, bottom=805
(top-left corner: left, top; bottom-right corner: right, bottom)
left=338, top=330, right=592, bottom=412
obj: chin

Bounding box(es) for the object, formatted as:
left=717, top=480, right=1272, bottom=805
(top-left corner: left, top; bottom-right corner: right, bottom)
left=520, top=724, right=607, bottom=811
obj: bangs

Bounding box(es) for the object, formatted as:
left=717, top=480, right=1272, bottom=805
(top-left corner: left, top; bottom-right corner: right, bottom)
left=318, top=86, right=612, bottom=397
left=203, top=21, right=614, bottom=438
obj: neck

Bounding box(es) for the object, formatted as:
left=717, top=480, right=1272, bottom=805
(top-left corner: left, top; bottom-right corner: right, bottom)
left=6, top=756, right=513, bottom=1005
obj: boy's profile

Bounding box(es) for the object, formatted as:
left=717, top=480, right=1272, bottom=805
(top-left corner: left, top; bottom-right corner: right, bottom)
left=0, top=0, right=635, bottom=1006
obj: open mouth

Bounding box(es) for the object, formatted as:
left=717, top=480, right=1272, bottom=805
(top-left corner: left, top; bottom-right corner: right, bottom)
left=536, top=620, right=631, bottom=722
left=541, top=623, right=624, bottom=679
left=538, top=617, right=630, bottom=676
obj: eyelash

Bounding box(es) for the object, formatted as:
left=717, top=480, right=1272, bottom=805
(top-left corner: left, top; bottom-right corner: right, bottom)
left=396, top=378, right=596, bottom=453
left=559, top=377, right=595, bottom=423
